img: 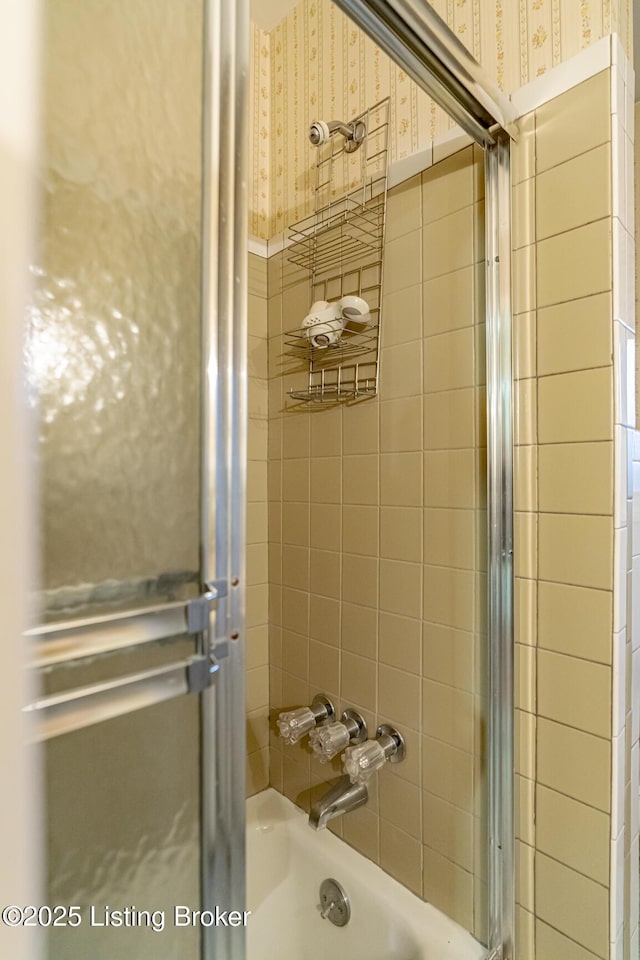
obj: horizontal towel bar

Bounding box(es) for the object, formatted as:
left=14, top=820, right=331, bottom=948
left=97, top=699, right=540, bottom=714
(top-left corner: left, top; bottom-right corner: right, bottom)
left=24, top=655, right=217, bottom=741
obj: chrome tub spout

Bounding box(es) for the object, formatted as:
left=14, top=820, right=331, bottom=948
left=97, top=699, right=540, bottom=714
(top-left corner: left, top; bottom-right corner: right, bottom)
left=309, top=774, right=368, bottom=830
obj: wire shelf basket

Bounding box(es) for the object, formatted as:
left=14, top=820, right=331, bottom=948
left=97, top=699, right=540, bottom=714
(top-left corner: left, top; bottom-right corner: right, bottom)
left=284, top=98, right=390, bottom=403
left=288, top=193, right=385, bottom=275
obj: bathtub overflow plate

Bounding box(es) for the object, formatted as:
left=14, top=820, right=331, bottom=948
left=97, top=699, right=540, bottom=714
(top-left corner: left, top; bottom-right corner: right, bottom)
left=319, top=878, right=350, bottom=927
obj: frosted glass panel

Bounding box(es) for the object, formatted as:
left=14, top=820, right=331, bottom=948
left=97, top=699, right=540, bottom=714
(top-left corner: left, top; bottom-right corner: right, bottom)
left=45, top=693, right=201, bottom=960
left=28, top=0, right=204, bottom=619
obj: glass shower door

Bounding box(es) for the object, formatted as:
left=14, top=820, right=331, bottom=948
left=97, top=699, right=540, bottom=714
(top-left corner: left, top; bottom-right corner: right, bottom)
left=25, top=2, right=248, bottom=958
left=30, top=0, right=204, bottom=623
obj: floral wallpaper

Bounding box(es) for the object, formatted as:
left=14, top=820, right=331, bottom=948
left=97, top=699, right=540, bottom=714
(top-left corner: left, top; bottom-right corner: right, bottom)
left=249, top=25, right=271, bottom=238
left=249, top=0, right=632, bottom=239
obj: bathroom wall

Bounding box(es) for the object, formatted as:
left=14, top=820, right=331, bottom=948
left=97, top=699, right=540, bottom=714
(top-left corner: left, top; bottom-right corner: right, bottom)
left=249, top=26, right=271, bottom=240
left=262, top=48, right=640, bottom=958
left=250, top=1, right=640, bottom=952
left=267, top=145, right=489, bottom=939
left=511, top=73, right=614, bottom=958
left=249, top=0, right=633, bottom=239
left=0, top=2, right=43, bottom=955
left=511, top=58, right=638, bottom=960
left=246, top=254, right=270, bottom=796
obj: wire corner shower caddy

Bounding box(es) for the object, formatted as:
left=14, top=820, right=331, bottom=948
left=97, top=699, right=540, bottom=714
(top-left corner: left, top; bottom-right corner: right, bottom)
left=284, top=98, right=390, bottom=403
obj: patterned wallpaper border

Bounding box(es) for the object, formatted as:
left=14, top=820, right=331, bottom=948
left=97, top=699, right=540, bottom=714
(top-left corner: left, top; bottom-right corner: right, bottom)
left=249, top=0, right=632, bottom=239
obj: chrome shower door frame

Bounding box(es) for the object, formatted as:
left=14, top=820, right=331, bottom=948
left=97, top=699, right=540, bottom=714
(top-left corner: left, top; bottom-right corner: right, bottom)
left=331, top=3, right=516, bottom=958
left=484, top=131, right=514, bottom=960
left=201, top=1, right=249, bottom=959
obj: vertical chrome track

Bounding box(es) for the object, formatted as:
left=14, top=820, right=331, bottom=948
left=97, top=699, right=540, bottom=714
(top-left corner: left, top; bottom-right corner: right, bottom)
left=333, top=5, right=516, bottom=957
left=485, top=131, right=514, bottom=960
left=201, top=0, right=248, bottom=958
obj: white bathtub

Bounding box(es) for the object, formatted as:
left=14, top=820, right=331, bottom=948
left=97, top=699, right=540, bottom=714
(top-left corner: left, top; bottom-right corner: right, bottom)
left=246, top=788, right=486, bottom=960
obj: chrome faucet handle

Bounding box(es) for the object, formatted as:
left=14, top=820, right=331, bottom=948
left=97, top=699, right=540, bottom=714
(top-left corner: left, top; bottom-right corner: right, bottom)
left=276, top=694, right=335, bottom=744
left=343, top=740, right=385, bottom=783
left=342, top=724, right=406, bottom=783
left=309, top=708, right=368, bottom=762
left=310, top=721, right=350, bottom=761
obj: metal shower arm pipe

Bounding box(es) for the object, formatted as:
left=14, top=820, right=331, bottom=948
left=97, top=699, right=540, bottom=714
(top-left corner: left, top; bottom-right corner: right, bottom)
left=332, top=0, right=518, bottom=146
left=327, top=120, right=358, bottom=138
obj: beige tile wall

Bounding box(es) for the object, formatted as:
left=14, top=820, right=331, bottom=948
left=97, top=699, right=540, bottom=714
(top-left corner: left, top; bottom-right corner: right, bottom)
left=246, top=253, right=270, bottom=796
left=511, top=70, right=618, bottom=960
left=267, top=145, right=489, bottom=940
left=258, top=61, right=638, bottom=960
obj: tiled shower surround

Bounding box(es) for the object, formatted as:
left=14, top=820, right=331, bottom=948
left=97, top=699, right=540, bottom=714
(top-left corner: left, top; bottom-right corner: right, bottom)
left=267, top=145, right=488, bottom=938
left=245, top=40, right=640, bottom=960
left=246, top=255, right=270, bottom=796
left=511, top=60, right=638, bottom=960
